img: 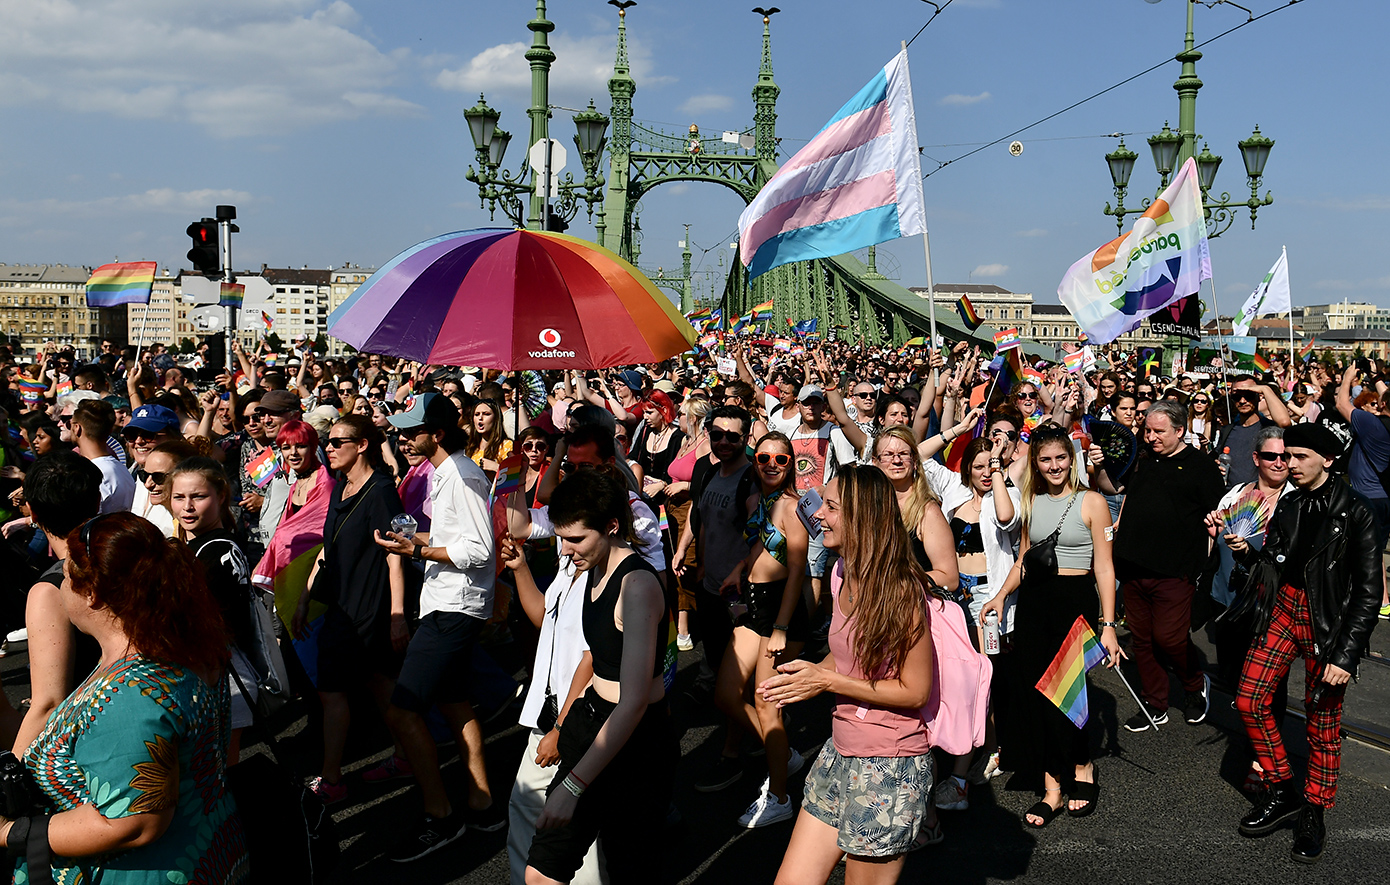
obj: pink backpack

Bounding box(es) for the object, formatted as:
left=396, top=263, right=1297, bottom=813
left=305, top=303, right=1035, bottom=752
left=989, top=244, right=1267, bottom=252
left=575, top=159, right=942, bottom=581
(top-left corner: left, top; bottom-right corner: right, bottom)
left=921, top=595, right=992, bottom=756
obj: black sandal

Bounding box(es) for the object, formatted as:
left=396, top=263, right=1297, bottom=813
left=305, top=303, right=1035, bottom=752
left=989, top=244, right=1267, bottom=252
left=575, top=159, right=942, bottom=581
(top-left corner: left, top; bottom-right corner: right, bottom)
left=1024, top=793, right=1064, bottom=829
left=1068, top=776, right=1099, bottom=818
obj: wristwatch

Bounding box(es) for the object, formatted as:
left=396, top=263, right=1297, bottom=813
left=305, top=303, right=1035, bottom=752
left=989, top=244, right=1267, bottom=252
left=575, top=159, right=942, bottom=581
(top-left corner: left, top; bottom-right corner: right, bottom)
left=412, top=543, right=425, bottom=563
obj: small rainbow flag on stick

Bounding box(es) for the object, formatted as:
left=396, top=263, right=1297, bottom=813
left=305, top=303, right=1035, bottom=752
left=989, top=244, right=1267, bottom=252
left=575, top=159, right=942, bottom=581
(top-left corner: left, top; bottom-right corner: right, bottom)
left=1036, top=615, right=1109, bottom=729
left=85, top=261, right=156, bottom=308
left=903, top=336, right=927, bottom=347
left=657, top=505, right=670, bottom=534
left=1298, top=338, right=1315, bottom=361
left=247, top=447, right=281, bottom=489
left=956, top=294, right=982, bottom=332
left=1063, top=351, right=1085, bottom=373
left=993, top=328, right=1022, bottom=352
left=751, top=300, right=774, bottom=321
left=1251, top=353, right=1271, bottom=373
left=262, top=311, right=274, bottom=333
left=490, top=452, right=526, bottom=502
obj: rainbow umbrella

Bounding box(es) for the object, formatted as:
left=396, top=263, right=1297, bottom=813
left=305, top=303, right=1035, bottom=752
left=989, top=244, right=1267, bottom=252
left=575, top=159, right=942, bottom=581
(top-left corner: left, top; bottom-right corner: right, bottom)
left=327, top=228, right=696, bottom=369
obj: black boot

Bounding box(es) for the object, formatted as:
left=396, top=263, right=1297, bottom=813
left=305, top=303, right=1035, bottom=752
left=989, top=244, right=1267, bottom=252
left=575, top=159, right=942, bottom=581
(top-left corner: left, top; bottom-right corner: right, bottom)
left=1239, top=779, right=1302, bottom=836
left=1290, top=803, right=1326, bottom=864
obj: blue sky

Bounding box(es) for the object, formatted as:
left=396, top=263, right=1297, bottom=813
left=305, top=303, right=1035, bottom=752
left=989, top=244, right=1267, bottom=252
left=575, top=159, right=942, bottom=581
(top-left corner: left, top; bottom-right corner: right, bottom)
left=1, top=0, right=1384, bottom=316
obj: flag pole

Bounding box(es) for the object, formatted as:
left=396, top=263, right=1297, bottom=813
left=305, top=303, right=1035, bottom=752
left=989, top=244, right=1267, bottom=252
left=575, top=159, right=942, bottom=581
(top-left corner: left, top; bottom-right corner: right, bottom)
left=1111, top=663, right=1159, bottom=731
left=1206, top=273, right=1233, bottom=423
left=905, top=38, right=940, bottom=394
left=1283, top=246, right=1296, bottom=381
left=133, top=302, right=152, bottom=365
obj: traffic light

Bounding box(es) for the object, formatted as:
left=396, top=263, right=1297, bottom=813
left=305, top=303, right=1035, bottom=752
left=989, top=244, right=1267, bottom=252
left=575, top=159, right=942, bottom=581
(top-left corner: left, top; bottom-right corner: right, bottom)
left=186, top=219, right=221, bottom=279
left=545, top=215, right=568, bottom=233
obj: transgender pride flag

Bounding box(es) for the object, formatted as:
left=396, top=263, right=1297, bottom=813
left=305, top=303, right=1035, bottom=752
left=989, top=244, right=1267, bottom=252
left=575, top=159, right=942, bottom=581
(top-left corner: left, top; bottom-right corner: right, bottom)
left=738, top=48, right=926, bottom=278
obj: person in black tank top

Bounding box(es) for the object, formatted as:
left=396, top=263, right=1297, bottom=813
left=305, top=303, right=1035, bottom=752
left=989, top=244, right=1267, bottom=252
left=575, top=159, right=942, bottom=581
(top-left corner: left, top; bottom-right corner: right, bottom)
left=526, top=470, right=676, bottom=885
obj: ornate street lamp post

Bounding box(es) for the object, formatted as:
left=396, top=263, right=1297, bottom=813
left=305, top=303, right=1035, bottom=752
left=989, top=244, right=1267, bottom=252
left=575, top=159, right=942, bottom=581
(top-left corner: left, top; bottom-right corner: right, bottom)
left=1102, top=0, right=1274, bottom=237
left=462, top=1, right=610, bottom=233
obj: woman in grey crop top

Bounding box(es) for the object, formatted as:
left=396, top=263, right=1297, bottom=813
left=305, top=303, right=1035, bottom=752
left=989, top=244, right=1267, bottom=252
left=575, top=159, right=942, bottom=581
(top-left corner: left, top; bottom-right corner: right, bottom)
left=977, top=423, right=1122, bottom=830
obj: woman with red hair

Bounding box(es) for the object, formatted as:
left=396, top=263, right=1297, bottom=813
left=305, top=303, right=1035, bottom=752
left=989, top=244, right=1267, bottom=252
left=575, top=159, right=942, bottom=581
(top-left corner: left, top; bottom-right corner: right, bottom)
left=5, top=513, right=249, bottom=883
left=632, top=390, right=685, bottom=506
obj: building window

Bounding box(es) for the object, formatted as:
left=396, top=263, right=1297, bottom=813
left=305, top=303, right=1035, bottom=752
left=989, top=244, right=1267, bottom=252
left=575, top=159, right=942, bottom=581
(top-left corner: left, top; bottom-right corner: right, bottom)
left=1015, top=309, right=1023, bottom=319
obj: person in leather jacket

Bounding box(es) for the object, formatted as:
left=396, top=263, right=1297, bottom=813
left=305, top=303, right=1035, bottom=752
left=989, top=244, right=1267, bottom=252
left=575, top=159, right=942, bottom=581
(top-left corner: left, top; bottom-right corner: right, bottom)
left=1224, top=422, right=1381, bottom=864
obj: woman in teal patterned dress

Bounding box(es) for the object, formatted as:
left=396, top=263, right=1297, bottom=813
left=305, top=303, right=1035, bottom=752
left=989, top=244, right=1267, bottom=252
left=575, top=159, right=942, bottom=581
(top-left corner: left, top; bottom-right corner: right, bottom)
left=2, top=513, right=248, bottom=884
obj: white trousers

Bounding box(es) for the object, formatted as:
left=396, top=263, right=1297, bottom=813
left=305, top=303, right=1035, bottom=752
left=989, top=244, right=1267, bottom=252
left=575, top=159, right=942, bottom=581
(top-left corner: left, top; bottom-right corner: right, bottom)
left=508, top=728, right=607, bottom=885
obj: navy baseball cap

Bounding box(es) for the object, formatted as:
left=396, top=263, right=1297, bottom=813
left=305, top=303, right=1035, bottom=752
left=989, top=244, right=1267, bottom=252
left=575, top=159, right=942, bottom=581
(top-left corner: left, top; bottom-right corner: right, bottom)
left=122, top=404, right=179, bottom=436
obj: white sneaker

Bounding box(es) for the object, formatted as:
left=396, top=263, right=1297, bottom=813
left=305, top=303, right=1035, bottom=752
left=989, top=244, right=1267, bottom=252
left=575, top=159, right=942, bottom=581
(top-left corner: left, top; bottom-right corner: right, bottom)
left=934, top=776, right=969, bottom=811
left=786, top=746, right=805, bottom=777
left=738, top=784, right=795, bottom=828
left=5, top=628, right=26, bottom=644
left=676, top=633, right=694, bottom=652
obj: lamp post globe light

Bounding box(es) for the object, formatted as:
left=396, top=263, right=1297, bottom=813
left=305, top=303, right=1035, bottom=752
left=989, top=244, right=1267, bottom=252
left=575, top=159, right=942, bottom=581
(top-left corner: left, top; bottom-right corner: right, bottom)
left=1102, top=0, right=1274, bottom=237
left=463, top=1, right=610, bottom=233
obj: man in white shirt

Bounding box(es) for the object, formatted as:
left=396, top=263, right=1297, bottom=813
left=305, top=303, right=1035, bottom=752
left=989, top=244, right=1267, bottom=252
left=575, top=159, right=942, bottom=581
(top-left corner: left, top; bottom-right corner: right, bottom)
left=71, top=400, right=135, bottom=513
left=376, top=393, right=503, bottom=862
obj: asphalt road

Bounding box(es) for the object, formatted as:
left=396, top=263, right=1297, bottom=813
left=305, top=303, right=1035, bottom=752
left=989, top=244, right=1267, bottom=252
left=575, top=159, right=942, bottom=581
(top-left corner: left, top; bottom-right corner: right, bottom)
left=5, top=616, right=1389, bottom=885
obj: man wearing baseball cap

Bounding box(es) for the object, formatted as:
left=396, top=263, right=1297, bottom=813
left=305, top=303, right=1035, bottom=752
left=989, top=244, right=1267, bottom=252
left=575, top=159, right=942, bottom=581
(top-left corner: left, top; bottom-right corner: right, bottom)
left=1225, top=422, right=1382, bottom=863
left=374, top=393, right=505, bottom=860
left=252, top=389, right=306, bottom=551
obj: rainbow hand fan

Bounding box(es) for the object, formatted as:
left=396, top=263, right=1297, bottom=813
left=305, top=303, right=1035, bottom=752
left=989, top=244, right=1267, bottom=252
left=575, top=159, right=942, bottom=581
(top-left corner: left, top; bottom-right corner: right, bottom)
left=1220, top=486, right=1276, bottom=539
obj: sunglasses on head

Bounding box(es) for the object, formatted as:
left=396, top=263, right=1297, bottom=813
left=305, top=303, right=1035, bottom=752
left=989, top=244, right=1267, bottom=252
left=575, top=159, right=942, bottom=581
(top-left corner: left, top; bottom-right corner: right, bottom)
left=755, top=452, right=791, bottom=467
left=324, top=436, right=360, bottom=449
left=1257, top=451, right=1289, bottom=462
left=708, top=429, right=744, bottom=444
left=78, top=513, right=111, bottom=548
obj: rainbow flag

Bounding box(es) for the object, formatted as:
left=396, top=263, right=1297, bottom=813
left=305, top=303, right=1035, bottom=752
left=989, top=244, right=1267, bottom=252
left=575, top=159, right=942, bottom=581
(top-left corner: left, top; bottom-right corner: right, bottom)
left=1078, top=331, right=1089, bottom=344
left=247, top=446, right=281, bottom=489
left=261, top=311, right=274, bottom=333
left=657, top=505, right=670, bottom=533
left=85, top=261, right=155, bottom=308
left=1021, top=364, right=1044, bottom=387
left=55, top=379, right=72, bottom=398
left=1252, top=353, right=1271, bottom=373
left=491, top=452, right=525, bottom=500
left=903, top=336, right=926, bottom=347
left=752, top=300, right=774, bottom=321
left=1063, top=351, right=1085, bottom=373
left=957, top=294, right=982, bottom=331
left=698, top=332, right=719, bottom=349
left=686, top=307, right=712, bottom=321
left=1298, top=338, right=1316, bottom=361
left=1035, top=615, right=1108, bottom=728
left=773, top=338, right=792, bottom=352
left=219, top=282, right=245, bottom=307
left=18, top=378, right=46, bottom=406
left=993, top=328, right=1022, bottom=352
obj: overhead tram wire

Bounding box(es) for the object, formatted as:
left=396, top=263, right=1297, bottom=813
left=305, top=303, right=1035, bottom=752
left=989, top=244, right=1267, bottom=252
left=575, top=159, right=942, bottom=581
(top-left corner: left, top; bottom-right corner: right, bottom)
left=917, top=0, right=1308, bottom=180
left=905, top=0, right=955, bottom=48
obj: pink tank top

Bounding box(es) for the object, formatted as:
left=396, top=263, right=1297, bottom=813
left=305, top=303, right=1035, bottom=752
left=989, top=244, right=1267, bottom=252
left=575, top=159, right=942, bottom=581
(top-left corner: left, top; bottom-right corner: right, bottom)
left=827, top=561, right=931, bottom=758
left=667, top=440, right=701, bottom=483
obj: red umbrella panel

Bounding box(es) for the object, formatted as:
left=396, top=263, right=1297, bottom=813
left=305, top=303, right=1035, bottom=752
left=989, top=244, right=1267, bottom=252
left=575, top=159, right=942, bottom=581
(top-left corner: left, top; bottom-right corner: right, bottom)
left=327, top=229, right=697, bottom=370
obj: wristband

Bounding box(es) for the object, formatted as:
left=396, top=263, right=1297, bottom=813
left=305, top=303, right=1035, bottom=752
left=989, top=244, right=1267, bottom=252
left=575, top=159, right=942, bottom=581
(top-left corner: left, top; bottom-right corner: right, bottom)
left=772, top=624, right=790, bottom=632
left=412, top=543, right=424, bottom=562
left=561, top=774, right=586, bottom=797
left=1098, top=620, right=1120, bottom=628
left=568, top=770, right=589, bottom=790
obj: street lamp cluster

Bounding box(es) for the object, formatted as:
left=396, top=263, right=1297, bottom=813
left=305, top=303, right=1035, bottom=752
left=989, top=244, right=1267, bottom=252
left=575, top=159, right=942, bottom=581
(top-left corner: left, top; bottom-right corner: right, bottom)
left=463, top=94, right=610, bottom=230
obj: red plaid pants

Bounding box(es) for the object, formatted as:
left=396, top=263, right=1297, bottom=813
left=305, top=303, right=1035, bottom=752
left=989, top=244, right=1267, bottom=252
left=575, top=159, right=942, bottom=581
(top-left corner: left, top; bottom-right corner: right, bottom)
left=1234, top=583, right=1347, bottom=808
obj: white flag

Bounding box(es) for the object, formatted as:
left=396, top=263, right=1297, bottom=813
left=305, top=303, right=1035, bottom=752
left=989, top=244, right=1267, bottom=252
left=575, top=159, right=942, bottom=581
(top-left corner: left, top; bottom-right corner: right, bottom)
left=1233, top=247, right=1290, bottom=337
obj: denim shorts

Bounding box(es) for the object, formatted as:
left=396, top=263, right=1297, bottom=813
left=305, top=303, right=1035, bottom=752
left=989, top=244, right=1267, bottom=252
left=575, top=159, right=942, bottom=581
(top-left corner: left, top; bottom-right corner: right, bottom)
left=806, top=533, right=831, bottom=578
left=802, top=741, right=932, bottom=858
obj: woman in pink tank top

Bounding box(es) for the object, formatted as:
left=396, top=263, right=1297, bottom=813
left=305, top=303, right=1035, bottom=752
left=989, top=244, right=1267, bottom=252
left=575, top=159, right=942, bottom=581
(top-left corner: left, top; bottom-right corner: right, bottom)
left=759, top=464, right=938, bottom=884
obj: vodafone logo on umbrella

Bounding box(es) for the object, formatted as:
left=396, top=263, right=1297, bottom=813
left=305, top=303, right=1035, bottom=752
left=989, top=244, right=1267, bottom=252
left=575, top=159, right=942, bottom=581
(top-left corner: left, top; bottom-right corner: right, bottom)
left=529, top=327, right=575, bottom=359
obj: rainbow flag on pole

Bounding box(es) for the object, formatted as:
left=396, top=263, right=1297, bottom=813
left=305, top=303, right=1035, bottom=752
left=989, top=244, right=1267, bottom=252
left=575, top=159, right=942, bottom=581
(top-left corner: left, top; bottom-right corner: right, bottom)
left=1251, top=353, right=1271, bottom=373
left=993, top=328, right=1022, bottom=352
left=1063, top=351, right=1086, bottom=373
left=751, top=300, right=774, bottom=321
left=1298, top=338, right=1316, bottom=361
left=85, top=261, right=156, bottom=307
left=261, top=311, right=274, bottom=333
left=1035, top=615, right=1109, bottom=728
left=247, top=447, right=281, bottom=489
left=737, top=48, right=926, bottom=277
left=490, top=452, right=525, bottom=502
left=956, top=294, right=982, bottom=331
left=219, top=282, right=245, bottom=307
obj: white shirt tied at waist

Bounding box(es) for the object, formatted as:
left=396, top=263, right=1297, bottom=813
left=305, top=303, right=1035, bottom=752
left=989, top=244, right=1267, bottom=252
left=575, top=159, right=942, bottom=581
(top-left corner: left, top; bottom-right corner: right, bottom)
left=923, top=456, right=1024, bottom=632
left=518, top=560, right=588, bottom=731
left=421, top=450, right=496, bottom=619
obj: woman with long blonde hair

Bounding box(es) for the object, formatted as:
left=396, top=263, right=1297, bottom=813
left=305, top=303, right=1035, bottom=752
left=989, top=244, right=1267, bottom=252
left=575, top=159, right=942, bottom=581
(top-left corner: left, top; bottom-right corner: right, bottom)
left=760, top=464, right=938, bottom=885
left=979, top=422, right=1123, bottom=828
left=871, top=425, right=959, bottom=594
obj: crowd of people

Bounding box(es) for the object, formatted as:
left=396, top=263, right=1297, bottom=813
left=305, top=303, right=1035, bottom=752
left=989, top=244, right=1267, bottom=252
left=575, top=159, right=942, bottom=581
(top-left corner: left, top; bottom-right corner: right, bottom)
left=0, top=328, right=1382, bottom=881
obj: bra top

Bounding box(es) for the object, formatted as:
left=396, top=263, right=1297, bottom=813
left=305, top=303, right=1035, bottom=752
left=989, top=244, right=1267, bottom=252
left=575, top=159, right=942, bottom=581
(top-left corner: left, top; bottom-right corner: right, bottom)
left=950, top=516, right=985, bottom=555
left=909, top=532, right=931, bottom=571
left=746, top=489, right=788, bottom=565
left=582, top=552, right=667, bottom=683
left=667, top=442, right=700, bottom=483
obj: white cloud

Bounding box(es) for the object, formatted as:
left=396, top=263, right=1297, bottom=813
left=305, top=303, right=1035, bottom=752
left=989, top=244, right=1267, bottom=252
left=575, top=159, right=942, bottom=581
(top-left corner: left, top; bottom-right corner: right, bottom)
left=940, top=91, right=991, bottom=107
left=680, top=94, right=734, bottom=115
left=437, top=32, right=674, bottom=107
left=0, top=0, right=423, bottom=135
left=972, top=263, right=1009, bottom=278
left=666, top=183, right=691, bottom=196
left=1014, top=228, right=1047, bottom=238
left=0, top=188, right=256, bottom=222
left=1313, top=276, right=1390, bottom=292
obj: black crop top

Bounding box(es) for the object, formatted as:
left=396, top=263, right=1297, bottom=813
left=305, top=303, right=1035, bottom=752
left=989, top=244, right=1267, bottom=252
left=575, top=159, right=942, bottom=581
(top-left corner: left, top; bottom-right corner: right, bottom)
left=951, top=516, right=985, bottom=555
left=582, top=552, right=669, bottom=683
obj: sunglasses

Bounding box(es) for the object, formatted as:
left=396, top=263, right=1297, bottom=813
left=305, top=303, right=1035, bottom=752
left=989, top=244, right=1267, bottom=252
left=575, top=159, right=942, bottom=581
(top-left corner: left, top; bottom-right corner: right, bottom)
left=559, top=460, right=597, bottom=473
left=854, top=390, right=877, bottom=399
left=521, top=440, right=548, bottom=451
left=990, top=429, right=1020, bottom=441
left=142, top=470, right=169, bottom=486
left=755, top=452, right=791, bottom=467
left=708, top=429, right=745, bottom=444
left=242, top=413, right=261, bottom=423
left=324, top=436, right=361, bottom=449
left=1015, top=392, right=1038, bottom=400
left=255, top=408, right=290, bottom=418
left=1257, top=451, right=1290, bottom=462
